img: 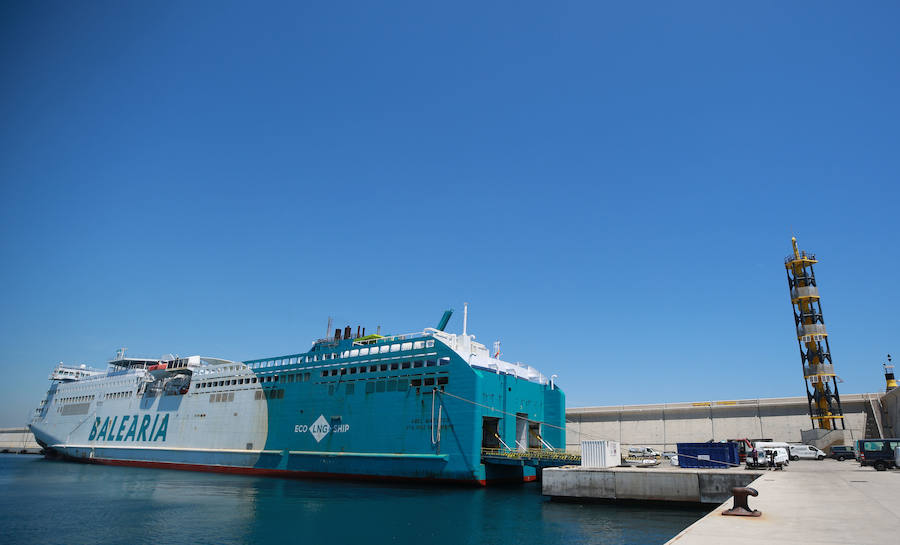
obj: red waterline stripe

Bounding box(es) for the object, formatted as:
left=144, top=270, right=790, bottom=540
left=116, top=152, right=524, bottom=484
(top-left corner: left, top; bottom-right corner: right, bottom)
left=85, top=457, right=499, bottom=486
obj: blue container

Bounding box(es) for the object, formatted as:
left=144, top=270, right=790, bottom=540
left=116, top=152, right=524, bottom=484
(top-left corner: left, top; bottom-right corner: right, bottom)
left=676, top=442, right=740, bottom=469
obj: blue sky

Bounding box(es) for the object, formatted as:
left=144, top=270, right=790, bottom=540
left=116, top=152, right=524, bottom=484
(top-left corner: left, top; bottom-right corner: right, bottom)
left=1, top=2, right=898, bottom=427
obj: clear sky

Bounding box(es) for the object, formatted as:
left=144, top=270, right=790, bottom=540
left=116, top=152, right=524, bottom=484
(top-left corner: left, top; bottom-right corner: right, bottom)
left=1, top=2, right=898, bottom=427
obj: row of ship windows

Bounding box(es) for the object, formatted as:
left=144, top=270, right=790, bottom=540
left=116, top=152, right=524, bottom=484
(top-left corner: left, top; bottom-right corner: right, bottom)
left=207, top=389, right=286, bottom=404
left=320, top=358, right=449, bottom=378
left=245, top=340, right=437, bottom=369
left=56, top=395, right=96, bottom=404
left=196, top=373, right=310, bottom=389
left=106, top=391, right=132, bottom=400
left=197, top=359, right=451, bottom=390
left=330, top=376, right=449, bottom=395
left=202, top=376, right=449, bottom=401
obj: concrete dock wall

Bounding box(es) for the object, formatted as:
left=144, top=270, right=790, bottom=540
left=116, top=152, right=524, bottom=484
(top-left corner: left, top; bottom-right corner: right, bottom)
left=566, top=394, right=873, bottom=453
left=0, top=428, right=41, bottom=453
left=543, top=467, right=761, bottom=504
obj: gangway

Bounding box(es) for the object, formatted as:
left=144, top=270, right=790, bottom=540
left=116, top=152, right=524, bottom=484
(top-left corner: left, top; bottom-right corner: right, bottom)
left=481, top=448, right=581, bottom=468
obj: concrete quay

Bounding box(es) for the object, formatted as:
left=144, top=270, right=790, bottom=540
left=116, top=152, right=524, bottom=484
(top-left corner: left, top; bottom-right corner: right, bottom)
left=0, top=427, right=41, bottom=454
left=543, top=465, right=762, bottom=504
left=666, top=459, right=899, bottom=545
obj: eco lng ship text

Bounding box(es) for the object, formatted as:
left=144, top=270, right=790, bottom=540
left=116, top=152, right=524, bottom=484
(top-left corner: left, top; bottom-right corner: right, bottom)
left=29, top=310, right=572, bottom=484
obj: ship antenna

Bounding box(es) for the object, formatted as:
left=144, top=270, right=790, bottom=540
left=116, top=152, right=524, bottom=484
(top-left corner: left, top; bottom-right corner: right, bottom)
left=463, top=302, right=468, bottom=336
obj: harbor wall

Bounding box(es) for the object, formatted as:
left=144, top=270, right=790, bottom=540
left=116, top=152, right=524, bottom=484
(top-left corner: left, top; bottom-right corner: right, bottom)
left=565, top=394, right=875, bottom=453
left=542, top=467, right=761, bottom=504
left=0, top=428, right=41, bottom=453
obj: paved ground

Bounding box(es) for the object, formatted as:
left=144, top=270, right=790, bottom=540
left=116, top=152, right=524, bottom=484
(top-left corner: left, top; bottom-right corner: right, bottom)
left=665, top=459, right=899, bottom=544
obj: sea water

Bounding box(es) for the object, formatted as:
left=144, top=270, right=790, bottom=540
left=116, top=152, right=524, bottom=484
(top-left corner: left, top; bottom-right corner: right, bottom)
left=0, top=455, right=706, bottom=545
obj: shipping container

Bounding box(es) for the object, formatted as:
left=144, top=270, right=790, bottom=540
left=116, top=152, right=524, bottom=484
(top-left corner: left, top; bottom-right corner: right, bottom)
left=581, top=440, right=620, bottom=468
left=676, top=442, right=739, bottom=469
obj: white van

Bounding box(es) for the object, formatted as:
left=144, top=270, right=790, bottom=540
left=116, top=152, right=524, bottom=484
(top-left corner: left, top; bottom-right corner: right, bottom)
left=788, top=444, right=826, bottom=461
left=746, top=446, right=789, bottom=469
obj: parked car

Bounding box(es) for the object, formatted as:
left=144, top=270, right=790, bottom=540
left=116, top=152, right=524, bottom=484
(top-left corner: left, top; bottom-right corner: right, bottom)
left=788, top=444, right=826, bottom=461
left=830, top=445, right=857, bottom=461
left=858, top=438, right=900, bottom=471
left=628, top=447, right=660, bottom=457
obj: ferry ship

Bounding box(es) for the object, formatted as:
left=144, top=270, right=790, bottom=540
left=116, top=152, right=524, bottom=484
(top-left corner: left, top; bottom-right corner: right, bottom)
left=29, top=311, right=568, bottom=484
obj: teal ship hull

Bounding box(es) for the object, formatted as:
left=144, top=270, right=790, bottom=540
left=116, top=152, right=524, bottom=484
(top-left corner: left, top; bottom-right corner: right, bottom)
left=30, top=326, right=565, bottom=485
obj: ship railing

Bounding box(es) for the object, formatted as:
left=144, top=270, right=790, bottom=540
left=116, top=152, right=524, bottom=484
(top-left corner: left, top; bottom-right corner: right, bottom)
left=349, top=330, right=435, bottom=346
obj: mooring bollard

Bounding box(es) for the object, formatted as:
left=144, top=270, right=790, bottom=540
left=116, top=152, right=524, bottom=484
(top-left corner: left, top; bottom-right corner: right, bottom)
left=722, top=487, right=761, bottom=517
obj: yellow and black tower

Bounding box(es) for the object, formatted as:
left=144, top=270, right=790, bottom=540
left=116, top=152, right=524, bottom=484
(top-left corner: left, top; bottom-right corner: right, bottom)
left=785, top=238, right=845, bottom=430
left=884, top=354, right=897, bottom=393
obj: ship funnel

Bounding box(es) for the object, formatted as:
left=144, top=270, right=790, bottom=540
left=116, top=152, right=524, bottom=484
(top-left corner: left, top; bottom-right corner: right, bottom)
left=436, top=309, right=453, bottom=331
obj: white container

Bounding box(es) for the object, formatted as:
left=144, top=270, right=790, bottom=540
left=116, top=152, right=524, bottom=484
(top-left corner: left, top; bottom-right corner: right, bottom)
left=581, top=440, right=621, bottom=468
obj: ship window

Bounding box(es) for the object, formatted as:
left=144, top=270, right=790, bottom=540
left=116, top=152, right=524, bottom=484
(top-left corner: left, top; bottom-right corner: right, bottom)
left=413, top=361, right=424, bottom=368
left=345, top=383, right=354, bottom=395
left=359, top=348, right=369, bottom=356
left=340, top=368, right=346, bottom=375
left=411, top=379, right=422, bottom=387
left=439, top=357, right=450, bottom=366
left=424, top=378, right=435, bottom=386
left=386, top=379, right=397, bottom=392
left=229, top=392, right=235, bottom=402
left=330, top=370, right=338, bottom=377
left=369, top=365, right=377, bottom=372
left=313, top=355, right=319, bottom=362
left=286, top=375, right=293, bottom=383
left=379, top=364, right=388, bottom=371
left=397, top=378, right=408, bottom=390
left=390, top=363, right=399, bottom=371
left=437, top=377, right=448, bottom=385
left=376, top=381, right=386, bottom=393
left=349, top=367, right=357, bottom=375
left=273, top=375, right=279, bottom=382
left=322, top=371, right=328, bottom=377
left=426, top=340, right=434, bottom=348
left=426, top=360, right=437, bottom=367
left=252, top=377, right=258, bottom=383
left=401, top=362, right=411, bottom=369
left=357, top=367, right=365, bottom=374
left=414, top=341, right=424, bottom=349
left=254, top=390, right=262, bottom=400
left=365, top=382, right=376, bottom=394
left=378, top=346, right=388, bottom=354
left=304, top=372, right=310, bottom=381
left=350, top=349, right=359, bottom=357
left=390, top=344, right=401, bottom=352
